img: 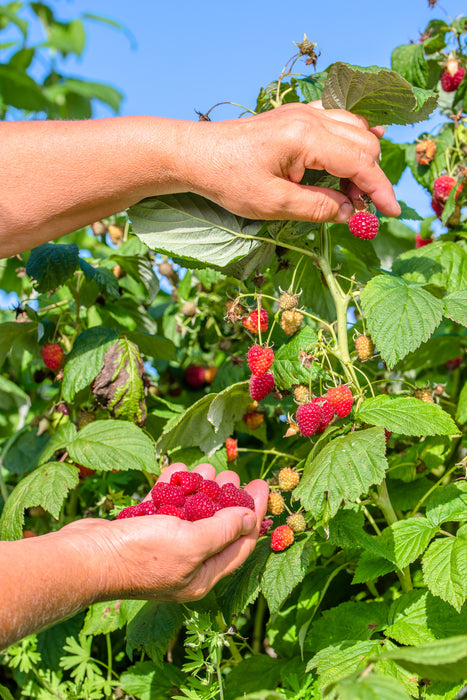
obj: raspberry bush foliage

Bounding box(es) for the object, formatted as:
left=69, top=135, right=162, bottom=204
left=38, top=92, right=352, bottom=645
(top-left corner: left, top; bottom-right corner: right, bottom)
left=1, top=5, right=467, bottom=700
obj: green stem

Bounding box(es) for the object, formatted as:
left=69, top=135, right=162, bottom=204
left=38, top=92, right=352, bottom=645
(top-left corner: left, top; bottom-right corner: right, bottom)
left=237, top=447, right=300, bottom=462
left=0, top=465, right=9, bottom=504
left=216, top=644, right=225, bottom=700
left=410, top=463, right=461, bottom=517
left=374, top=481, right=413, bottom=593
left=105, top=633, right=113, bottom=697
left=252, top=595, right=267, bottom=654
left=215, top=613, right=242, bottom=664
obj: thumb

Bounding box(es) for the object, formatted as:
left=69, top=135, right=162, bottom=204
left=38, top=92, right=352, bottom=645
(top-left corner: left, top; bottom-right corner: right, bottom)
left=273, top=178, right=353, bottom=223
left=194, top=507, right=258, bottom=560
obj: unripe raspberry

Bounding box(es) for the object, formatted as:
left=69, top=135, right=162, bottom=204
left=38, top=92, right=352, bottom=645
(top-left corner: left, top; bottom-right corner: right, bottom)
left=354, top=335, right=375, bottom=361
left=158, top=261, right=179, bottom=286
left=268, top=492, right=285, bottom=515
left=415, top=139, right=436, bottom=166
left=204, top=367, right=218, bottom=384
left=279, top=292, right=299, bottom=310
left=242, top=309, right=269, bottom=334
left=296, top=402, right=322, bottom=436
left=108, top=224, right=124, bottom=245
left=226, top=437, right=238, bottom=462
left=348, top=211, right=379, bottom=239
left=41, top=343, right=65, bottom=371
left=248, top=344, right=275, bottom=376
left=294, top=385, right=310, bottom=404
left=271, top=525, right=294, bottom=551
left=286, top=513, right=307, bottom=533
left=249, top=372, right=274, bottom=401
left=112, top=264, right=126, bottom=279
left=181, top=301, right=198, bottom=317
left=280, top=309, right=303, bottom=336
left=414, top=388, right=434, bottom=403
left=91, top=220, right=107, bottom=236
left=326, top=385, right=353, bottom=418
left=225, top=299, right=245, bottom=323
left=278, top=467, right=300, bottom=492
left=242, top=412, right=264, bottom=430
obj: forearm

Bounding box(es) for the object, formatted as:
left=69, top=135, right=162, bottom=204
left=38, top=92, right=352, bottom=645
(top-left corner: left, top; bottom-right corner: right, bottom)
left=0, top=117, right=197, bottom=257
left=0, top=527, right=107, bottom=650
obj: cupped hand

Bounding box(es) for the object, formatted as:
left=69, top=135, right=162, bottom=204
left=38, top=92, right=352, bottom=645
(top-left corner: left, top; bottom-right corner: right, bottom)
left=67, top=462, right=268, bottom=604
left=185, top=101, right=400, bottom=223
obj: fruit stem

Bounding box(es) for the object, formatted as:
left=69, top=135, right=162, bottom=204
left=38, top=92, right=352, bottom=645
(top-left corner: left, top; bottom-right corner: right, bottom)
left=105, top=633, right=113, bottom=697
left=252, top=594, right=267, bottom=654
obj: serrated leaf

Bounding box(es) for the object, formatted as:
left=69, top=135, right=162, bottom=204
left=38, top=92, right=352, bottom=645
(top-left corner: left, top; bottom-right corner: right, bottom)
left=392, top=241, right=467, bottom=294
left=443, top=290, right=467, bottom=326
left=125, top=602, right=184, bottom=666
left=391, top=43, right=429, bottom=89
left=62, top=327, right=117, bottom=402
left=332, top=673, right=411, bottom=700
left=0, top=321, right=39, bottom=368
left=273, top=326, right=320, bottom=390
left=217, top=538, right=271, bottom=620
left=124, top=330, right=177, bottom=362
left=352, top=553, right=397, bottom=584
left=67, top=420, right=157, bottom=473
left=38, top=422, right=77, bottom=465
left=261, top=536, right=314, bottom=614
left=79, top=258, right=120, bottom=299
left=368, top=517, right=436, bottom=569
left=422, top=537, right=467, bottom=612
left=457, top=383, right=467, bottom=425
left=0, top=462, right=78, bottom=540
left=207, top=381, right=251, bottom=433
left=425, top=482, right=467, bottom=527
left=109, top=254, right=159, bottom=302
left=294, top=428, right=387, bottom=520
left=82, top=600, right=142, bottom=636
left=306, top=600, right=388, bottom=654
left=128, top=194, right=264, bottom=271
left=377, top=635, right=467, bottom=682
left=26, top=243, right=79, bottom=292
left=297, top=73, right=327, bottom=102
left=360, top=274, right=444, bottom=368
left=307, top=640, right=379, bottom=684
left=357, top=395, right=458, bottom=436
left=224, top=656, right=286, bottom=700
left=322, top=62, right=437, bottom=127
left=120, top=661, right=184, bottom=700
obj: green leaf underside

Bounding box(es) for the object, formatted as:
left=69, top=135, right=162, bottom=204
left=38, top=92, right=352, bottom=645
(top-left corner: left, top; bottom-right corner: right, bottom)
left=360, top=275, right=444, bottom=368
left=294, top=427, right=387, bottom=519
left=322, top=62, right=437, bottom=127
left=125, top=602, right=184, bottom=665
left=62, top=327, right=117, bottom=402
left=26, top=242, right=79, bottom=292
left=377, top=635, right=467, bottom=682
left=357, top=395, right=458, bottom=436
left=67, top=420, right=157, bottom=473
left=261, top=536, right=315, bottom=614
left=128, top=194, right=264, bottom=270
left=393, top=241, right=467, bottom=295
left=0, top=462, right=79, bottom=540
left=422, top=537, right=467, bottom=612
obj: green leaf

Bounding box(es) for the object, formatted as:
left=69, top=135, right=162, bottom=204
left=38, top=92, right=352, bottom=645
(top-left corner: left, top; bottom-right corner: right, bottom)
left=261, top=536, right=315, bottom=614
left=331, top=673, right=411, bottom=700
left=379, top=139, right=407, bottom=185
left=307, top=640, right=379, bottom=684
left=0, top=321, right=39, bottom=368
left=128, top=194, right=265, bottom=273
left=0, top=684, right=16, bottom=700
left=120, top=661, right=184, bottom=700
left=0, top=462, right=79, bottom=540
left=306, top=600, right=388, bottom=653
left=271, top=326, right=320, bottom=390
left=297, top=73, right=327, bottom=101
left=224, top=656, right=286, bottom=700
left=360, top=274, right=444, bottom=368
left=422, top=537, right=467, bottom=612
left=456, top=383, right=467, bottom=425
left=294, top=428, right=387, bottom=520
left=62, top=327, right=117, bottom=402
left=125, top=602, right=184, bottom=665
left=365, top=517, right=436, bottom=569
left=392, top=241, right=467, bottom=295
left=3, top=428, right=50, bottom=476
left=67, top=420, right=157, bottom=473
left=377, top=635, right=467, bottom=682
left=109, top=254, right=159, bottom=301
left=218, top=539, right=272, bottom=621
left=38, top=422, right=77, bottom=466
left=82, top=600, right=142, bottom=636
left=0, top=65, right=49, bottom=111
left=352, top=553, right=397, bottom=584
left=54, top=78, right=123, bottom=113
left=207, top=381, right=252, bottom=435
left=357, top=395, right=458, bottom=436
left=322, top=62, right=437, bottom=127
left=391, top=43, right=429, bottom=89
left=125, top=330, right=177, bottom=362
left=79, top=259, right=120, bottom=299
left=425, top=482, right=467, bottom=527
left=443, top=290, right=467, bottom=326
left=26, top=243, right=79, bottom=293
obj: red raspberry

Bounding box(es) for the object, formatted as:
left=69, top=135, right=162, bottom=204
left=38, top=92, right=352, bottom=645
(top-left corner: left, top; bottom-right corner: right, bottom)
left=354, top=334, right=375, bottom=361
left=226, top=438, right=238, bottom=462
left=242, top=412, right=264, bottom=430
left=151, top=482, right=186, bottom=508
left=280, top=309, right=303, bottom=336
left=248, top=344, right=275, bottom=376
left=184, top=365, right=206, bottom=389
left=198, top=479, right=221, bottom=501
left=440, top=65, right=465, bottom=92
left=311, top=396, right=335, bottom=429
left=170, top=471, right=203, bottom=494
left=431, top=197, right=444, bottom=218
left=117, top=505, right=139, bottom=519
left=278, top=467, right=300, bottom=492
left=41, top=343, right=65, bottom=370
left=259, top=518, right=274, bottom=536
left=415, top=233, right=432, bottom=248
left=184, top=492, right=216, bottom=521
left=296, top=402, right=322, bottom=436
left=433, top=175, right=462, bottom=203
left=249, top=372, right=274, bottom=401
left=219, top=483, right=255, bottom=510
left=348, top=211, right=379, bottom=240
left=446, top=357, right=462, bottom=371
left=326, top=385, right=353, bottom=418
left=157, top=504, right=185, bottom=518
left=271, top=525, right=294, bottom=551
left=135, top=501, right=158, bottom=515
left=242, top=309, right=268, bottom=334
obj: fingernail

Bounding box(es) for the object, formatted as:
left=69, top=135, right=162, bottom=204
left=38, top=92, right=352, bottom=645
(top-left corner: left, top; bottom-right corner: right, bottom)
left=337, top=202, right=353, bottom=222
left=242, top=512, right=256, bottom=533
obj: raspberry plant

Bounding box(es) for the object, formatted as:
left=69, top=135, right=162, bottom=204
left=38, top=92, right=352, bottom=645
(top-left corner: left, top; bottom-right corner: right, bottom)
left=1, top=4, right=467, bottom=699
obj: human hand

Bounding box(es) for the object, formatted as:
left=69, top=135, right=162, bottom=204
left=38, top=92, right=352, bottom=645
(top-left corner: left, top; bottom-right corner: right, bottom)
left=64, top=462, right=268, bottom=603
left=183, top=101, right=400, bottom=223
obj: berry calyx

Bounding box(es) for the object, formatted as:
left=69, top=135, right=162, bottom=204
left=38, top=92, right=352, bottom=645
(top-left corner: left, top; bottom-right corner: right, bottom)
left=278, top=467, right=300, bottom=492
left=41, top=343, right=65, bottom=371
left=271, top=525, right=294, bottom=551
left=286, top=513, right=307, bottom=533
left=280, top=309, right=303, bottom=336
left=296, top=402, right=322, bottom=436
left=226, top=438, right=238, bottom=463
left=326, top=385, right=353, bottom=418
left=249, top=372, right=275, bottom=401
left=267, top=492, right=285, bottom=515
left=242, top=309, right=269, bottom=334
left=348, top=211, right=379, bottom=240
left=248, top=344, right=275, bottom=376
left=355, top=334, right=375, bottom=361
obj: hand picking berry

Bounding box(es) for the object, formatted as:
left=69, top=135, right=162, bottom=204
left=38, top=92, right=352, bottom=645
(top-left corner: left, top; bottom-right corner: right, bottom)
left=242, top=309, right=268, bottom=334
left=248, top=344, right=275, bottom=376
left=249, top=372, right=275, bottom=401
left=41, top=343, right=65, bottom=370
left=270, top=524, right=294, bottom=551
left=226, top=438, right=238, bottom=462
left=325, top=385, right=353, bottom=417
left=348, top=211, right=379, bottom=240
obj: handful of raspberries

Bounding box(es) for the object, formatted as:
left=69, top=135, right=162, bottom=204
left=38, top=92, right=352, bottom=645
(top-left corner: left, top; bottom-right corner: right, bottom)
left=117, top=471, right=255, bottom=522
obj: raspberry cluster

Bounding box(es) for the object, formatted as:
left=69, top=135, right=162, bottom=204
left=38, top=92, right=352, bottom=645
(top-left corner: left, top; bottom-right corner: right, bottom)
left=117, top=471, right=255, bottom=522
left=294, top=386, right=353, bottom=437
left=262, top=467, right=305, bottom=551
left=247, top=342, right=275, bottom=402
